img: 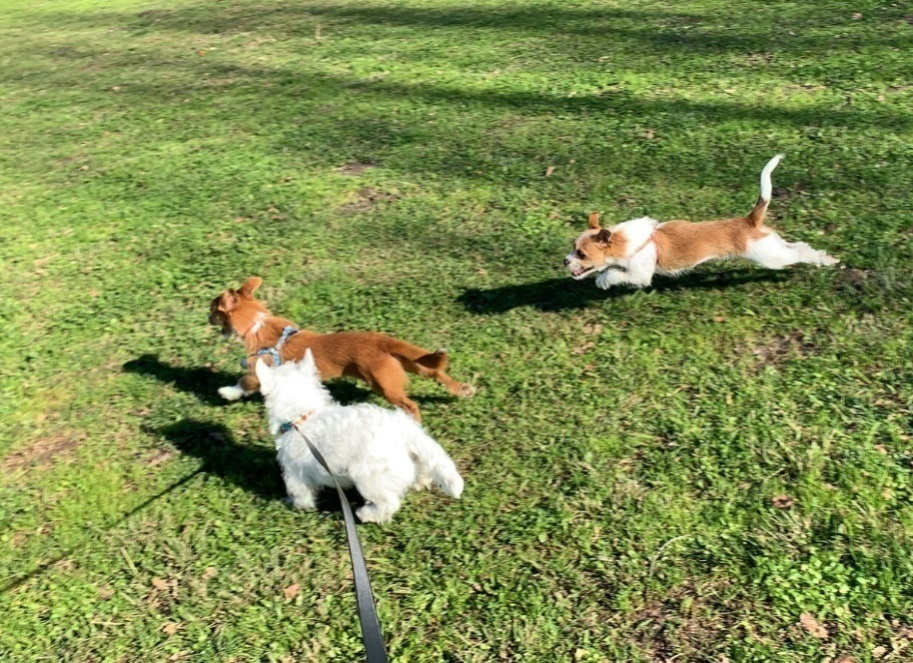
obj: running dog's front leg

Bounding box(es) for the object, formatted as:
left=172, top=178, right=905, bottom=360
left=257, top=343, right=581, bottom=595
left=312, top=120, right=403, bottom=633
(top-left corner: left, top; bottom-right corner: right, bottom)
left=596, top=267, right=653, bottom=290
left=621, top=246, right=659, bottom=288
left=218, top=368, right=261, bottom=401
left=596, top=269, right=624, bottom=290
left=596, top=250, right=657, bottom=290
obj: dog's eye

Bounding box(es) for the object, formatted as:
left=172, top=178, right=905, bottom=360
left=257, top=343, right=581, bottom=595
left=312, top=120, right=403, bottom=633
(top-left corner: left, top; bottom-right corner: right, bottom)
left=576, top=249, right=586, bottom=260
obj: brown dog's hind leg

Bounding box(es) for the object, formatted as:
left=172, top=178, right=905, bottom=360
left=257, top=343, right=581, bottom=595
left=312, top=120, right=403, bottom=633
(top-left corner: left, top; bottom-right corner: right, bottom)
left=434, top=370, right=475, bottom=397
left=423, top=369, right=474, bottom=397
left=400, top=350, right=475, bottom=397
left=363, top=356, right=422, bottom=422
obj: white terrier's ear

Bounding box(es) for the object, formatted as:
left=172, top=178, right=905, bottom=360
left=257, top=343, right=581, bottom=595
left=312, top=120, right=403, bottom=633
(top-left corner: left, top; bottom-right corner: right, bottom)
left=255, top=357, right=275, bottom=394
left=300, top=348, right=317, bottom=375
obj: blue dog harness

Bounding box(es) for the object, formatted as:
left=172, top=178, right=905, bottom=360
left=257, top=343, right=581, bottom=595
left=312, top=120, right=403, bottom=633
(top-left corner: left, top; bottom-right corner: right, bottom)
left=255, top=325, right=299, bottom=367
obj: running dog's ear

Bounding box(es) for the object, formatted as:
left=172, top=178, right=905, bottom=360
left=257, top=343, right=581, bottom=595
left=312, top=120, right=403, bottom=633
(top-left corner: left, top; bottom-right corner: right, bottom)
left=254, top=357, right=276, bottom=394
left=238, top=276, right=262, bottom=299
left=594, top=229, right=613, bottom=245
left=588, top=212, right=601, bottom=230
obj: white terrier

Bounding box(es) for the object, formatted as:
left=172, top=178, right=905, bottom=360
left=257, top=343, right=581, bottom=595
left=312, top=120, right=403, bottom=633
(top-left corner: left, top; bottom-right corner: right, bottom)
left=256, top=350, right=464, bottom=523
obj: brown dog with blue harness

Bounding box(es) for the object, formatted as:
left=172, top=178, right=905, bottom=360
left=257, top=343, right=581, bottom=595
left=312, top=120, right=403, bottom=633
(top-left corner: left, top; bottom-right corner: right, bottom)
left=209, top=277, right=474, bottom=421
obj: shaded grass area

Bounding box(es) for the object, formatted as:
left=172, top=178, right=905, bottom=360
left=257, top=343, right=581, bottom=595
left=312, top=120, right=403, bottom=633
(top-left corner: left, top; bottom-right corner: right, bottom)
left=1, top=0, right=912, bottom=660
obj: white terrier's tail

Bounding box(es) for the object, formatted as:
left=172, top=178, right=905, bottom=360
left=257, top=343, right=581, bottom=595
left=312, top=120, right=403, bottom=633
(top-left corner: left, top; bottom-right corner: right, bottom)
left=747, top=153, right=784, bottom=228
left=406, top=431, right=463, bottom=498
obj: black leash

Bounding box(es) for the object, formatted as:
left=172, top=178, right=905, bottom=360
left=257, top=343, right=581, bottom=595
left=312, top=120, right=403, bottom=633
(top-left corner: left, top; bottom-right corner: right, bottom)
left=290, top=423, right=389, bottom=663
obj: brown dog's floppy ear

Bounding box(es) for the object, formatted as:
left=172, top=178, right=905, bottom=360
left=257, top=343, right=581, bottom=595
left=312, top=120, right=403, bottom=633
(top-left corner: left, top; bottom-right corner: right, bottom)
left=588, top=212, right=601, bottom=230
left=238, top=276, right=262, bottom=299
left=594, top=229, right=613, bottom=245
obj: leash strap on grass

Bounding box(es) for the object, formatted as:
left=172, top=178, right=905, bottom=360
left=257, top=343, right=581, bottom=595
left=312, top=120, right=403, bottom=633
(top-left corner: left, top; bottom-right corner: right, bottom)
left=290, top=423, right=389, bottom=663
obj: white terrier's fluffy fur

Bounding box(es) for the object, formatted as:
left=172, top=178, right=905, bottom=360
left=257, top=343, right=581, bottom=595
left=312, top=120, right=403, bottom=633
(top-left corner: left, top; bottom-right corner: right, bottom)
left=256, top=351, right=464, bottom=523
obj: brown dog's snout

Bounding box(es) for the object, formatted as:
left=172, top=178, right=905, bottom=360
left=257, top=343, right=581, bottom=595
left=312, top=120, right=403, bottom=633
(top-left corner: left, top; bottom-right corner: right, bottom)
left=563, top=257, right=571, bottom=266
left=209, top=310, right=227, bottom=328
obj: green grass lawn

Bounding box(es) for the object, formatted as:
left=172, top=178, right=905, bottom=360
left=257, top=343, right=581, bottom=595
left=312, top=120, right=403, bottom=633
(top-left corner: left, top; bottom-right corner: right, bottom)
left=1, top=0, right=912, bottom=660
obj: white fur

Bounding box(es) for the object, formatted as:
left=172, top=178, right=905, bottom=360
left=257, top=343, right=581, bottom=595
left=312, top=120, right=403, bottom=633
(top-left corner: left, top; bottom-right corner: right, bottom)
left=218, top=384, right=247, bottom=401
left=248, top=313, right=266, bottom=335
left=616, top=216, right=660, bottom=257
left=257, top=350, right=464, bottom=523
left=744, top=234, right=838, bottom=269
left=759, top=154, right=784, bottom=201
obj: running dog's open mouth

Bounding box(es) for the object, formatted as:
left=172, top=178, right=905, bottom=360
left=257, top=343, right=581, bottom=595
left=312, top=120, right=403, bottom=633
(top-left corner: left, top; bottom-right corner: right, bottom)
left=570, top=265, right=598, bottom=280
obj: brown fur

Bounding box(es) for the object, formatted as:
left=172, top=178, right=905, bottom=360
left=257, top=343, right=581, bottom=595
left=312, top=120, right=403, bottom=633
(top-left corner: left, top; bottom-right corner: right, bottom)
left=209, top=277, right=473, bottom=421
left=652, top=197, right=770, bottom=271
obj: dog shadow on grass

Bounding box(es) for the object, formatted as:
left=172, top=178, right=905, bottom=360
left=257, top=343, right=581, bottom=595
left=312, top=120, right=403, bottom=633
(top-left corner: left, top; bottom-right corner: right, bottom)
left=153, top=419, right=359, bottom=512
left=458, top=269, right=786, bottom=314
left=124, top=355, right=238, bottom=406
left=124, top=354, right=455, bottom=408
left=327, top=380, right=455, bottom=407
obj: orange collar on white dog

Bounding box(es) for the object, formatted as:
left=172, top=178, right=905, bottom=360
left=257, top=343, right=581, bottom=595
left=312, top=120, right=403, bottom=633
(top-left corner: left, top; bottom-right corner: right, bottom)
left=278, top=410, right=315, bottom=435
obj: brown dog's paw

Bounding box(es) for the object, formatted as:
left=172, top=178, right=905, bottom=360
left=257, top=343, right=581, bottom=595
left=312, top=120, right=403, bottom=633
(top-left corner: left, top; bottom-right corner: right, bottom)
left=458, top=383, right=476, bottom=397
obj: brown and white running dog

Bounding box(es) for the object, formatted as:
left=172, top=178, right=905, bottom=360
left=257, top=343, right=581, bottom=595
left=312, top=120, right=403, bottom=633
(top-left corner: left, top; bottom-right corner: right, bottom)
left=564, top=155, right=838, bottom=289
left=209, top=277, right=473, bottom=421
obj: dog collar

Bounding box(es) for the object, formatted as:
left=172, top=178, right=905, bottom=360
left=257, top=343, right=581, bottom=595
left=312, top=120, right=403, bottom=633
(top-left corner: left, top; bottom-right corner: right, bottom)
left=256, top=325, right=299, bottom=367
left=278, top=410, right=315, bottom=435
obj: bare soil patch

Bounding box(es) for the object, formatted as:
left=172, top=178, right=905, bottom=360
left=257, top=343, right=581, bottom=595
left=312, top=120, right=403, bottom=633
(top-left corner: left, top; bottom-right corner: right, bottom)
left=3, top=435, right=81, bottom=472
left=336, top=162, right=375, bottom=176
left=341, top=187, right=399, bottom=212
left=753, top=331, right=820, bottom=366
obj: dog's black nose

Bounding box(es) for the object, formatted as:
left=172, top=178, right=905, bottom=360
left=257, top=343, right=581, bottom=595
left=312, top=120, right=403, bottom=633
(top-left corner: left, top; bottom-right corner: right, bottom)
left=563, top=257, right=571, bottom=266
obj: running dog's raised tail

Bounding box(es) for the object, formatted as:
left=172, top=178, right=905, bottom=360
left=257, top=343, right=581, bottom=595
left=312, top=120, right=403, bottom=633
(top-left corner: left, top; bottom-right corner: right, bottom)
left=747, top=154, right=784, bottom=228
